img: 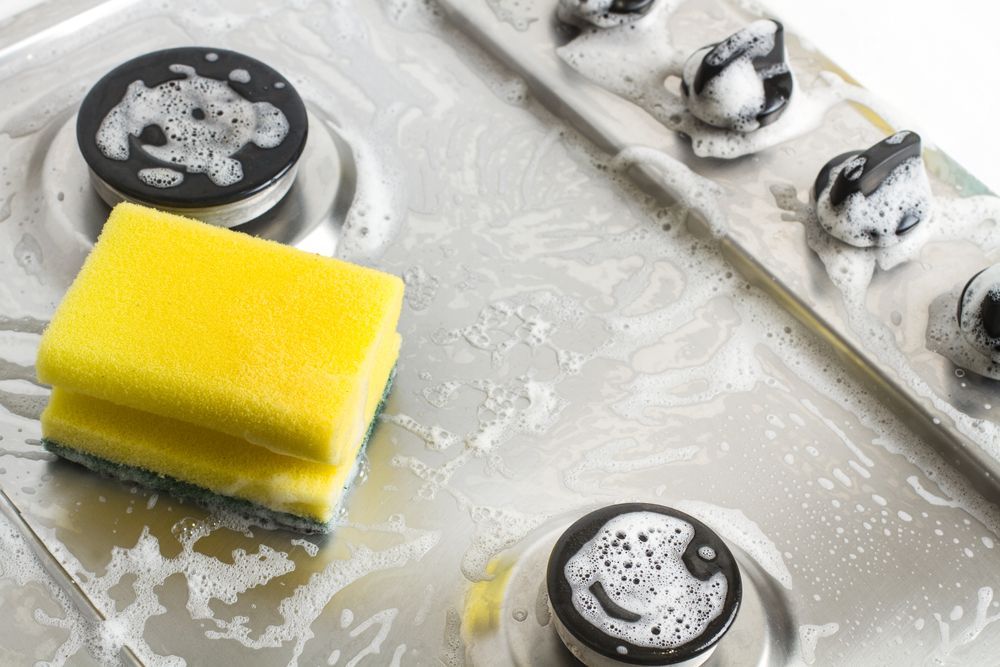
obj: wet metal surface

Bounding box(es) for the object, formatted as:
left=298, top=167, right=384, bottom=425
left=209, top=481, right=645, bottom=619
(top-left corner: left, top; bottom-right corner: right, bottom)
left=0, top=0, right=999, bottom=665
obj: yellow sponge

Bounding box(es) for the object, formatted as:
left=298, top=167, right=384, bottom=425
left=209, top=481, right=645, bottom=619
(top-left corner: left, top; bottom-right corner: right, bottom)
left=37, top=203, right=403, bottom=527
left=37, top=202, right=403, bottom=465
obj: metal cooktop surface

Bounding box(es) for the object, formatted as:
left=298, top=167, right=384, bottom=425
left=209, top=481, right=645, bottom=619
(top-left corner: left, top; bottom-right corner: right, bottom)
left=0, top=0, right=998, bottom=665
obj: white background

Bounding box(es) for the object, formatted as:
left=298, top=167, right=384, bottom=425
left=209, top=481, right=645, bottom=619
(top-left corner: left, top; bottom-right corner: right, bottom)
left=2, top=1, right=998, bottom=191
left=764, top=0, right=1000, bottom=192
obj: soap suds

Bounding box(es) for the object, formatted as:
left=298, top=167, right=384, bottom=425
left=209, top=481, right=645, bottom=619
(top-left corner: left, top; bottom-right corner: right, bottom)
left=814, top=152, right=932, bottom=248
left=14, top=233, right=44, bottom=281
left=484, top=0, right=540, bottom=31
left=557, top=4, right=864, bottom=158
left=3, top=2, right=999, bottom=663
left=462, top=501, right=549, bottom=582
left=137, top=167, right=184, bottom=189
left=676, top=500, right=793, bottom=589
left=956, top=265, right=1000, bottom=361
left=19, top=512, right=438, bottom=667
left=930, top=587, right=1000, bottom=662
left=201, top=515, right=437, bottom=667
left=564, top=511, right=728, bottom=648
left=402, top=266, right=440, bottom=311
left=611, top=145, right=727, bottom=235
left=680, top=20, right=787, bottom=133
left=771, top=180, right=1000, bottom=457
left=927, top=284, right=1000, bottom=381
left=339, top=607, right=399, bottom=667
left=97, top=64, right=289, bottom=188
left=564, top=438, right=699, bottom=492
left=927, top=264, right=1000, bottom=380
left=389, top=375, right=566, bottom=501
left=557, top=0, right=662, bottom=29
left=771, top=181, right=931, bottom=297
left=0, top=510, right=90, bottom=665
left=798, top=622, right=839, bottom=664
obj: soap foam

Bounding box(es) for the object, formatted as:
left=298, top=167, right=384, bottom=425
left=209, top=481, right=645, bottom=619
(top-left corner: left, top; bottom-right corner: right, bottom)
left=772, top=179, right=1000, bottom=464
left=771, top=182, right=931, bottom=301
left=96, top=63, right=289, bottom=188
left=814, top=154, right=932, bottom=248
left=564, top=511, right=727, bottom=649
left=137, top=167, right=184, bottom=188
left=556, top=5, right=860, bottom=158
left=557, top=0, right=654, bottom=28
left=0, top=510, right=89, bottom=665
left=770, top=179, right=1000, bottom=305
left=484, top=0, right=542, bottom=31
left=956, top=265, right=1000, bottom=364
left=7, top=3, right=989, bottom=661
left=563, top=438, right=700, bottom=493
left=680, top=20, right=779, bottom=133
left=462, top=501, right=549, bottom=581
left=929, top=587, right=1000, bottom=662
left=772, top=176, right=1000, bottom=384
left=798, top=622, right=839, bottom=665
left=204, top=515, right=439, bottom=665
left=389, top=375, right=566, bottom=501
left=676, top=500, right=793, bottom=589
left=927, top=284, right=1000, bottom=381
left=610, top=145, right=727, bottom=236
left=27, top=512, right=438, bottom=666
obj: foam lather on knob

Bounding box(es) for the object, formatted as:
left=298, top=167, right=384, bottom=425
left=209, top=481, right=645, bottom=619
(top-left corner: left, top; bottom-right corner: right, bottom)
left=813, top=131, right=932, bottom=248
left=680, top=19, right=793, bottom=133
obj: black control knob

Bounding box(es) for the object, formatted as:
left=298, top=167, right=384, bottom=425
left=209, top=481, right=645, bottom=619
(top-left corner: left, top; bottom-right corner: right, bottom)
left=609, top=0, right=655, bottom=13
left=957, top=266, right=1000, bottom=361
left=812, top=131, right=931, bottom=247
left=680, top=20, right=793, bottom=132
left=557, top=0, right=655, bottom=28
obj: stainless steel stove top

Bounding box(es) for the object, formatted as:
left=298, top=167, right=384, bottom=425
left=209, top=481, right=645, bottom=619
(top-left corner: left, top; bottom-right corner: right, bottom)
left=1, top=1, right=998, bottom=665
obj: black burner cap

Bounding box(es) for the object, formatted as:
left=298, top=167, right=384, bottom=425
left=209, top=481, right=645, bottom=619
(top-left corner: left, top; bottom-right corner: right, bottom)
left=546, top=503, right=742, bottom=665
left=77, top=47, right=308, bottom=209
